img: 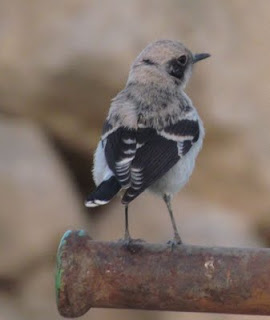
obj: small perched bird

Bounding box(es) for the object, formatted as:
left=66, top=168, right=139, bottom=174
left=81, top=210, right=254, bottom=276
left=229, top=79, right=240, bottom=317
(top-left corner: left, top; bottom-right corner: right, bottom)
left=85, top=40, right=210, bottom=244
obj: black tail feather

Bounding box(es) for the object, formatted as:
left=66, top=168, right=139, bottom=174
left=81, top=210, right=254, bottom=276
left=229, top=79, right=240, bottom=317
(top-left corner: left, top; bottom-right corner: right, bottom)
left=85, top=176, right=121, bottom=207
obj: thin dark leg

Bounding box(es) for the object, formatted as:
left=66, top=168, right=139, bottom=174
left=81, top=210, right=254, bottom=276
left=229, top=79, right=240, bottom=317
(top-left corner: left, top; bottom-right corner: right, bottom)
left=124, top=205, right=131, bottom=241
left=163, top=194, right=182, bottom=244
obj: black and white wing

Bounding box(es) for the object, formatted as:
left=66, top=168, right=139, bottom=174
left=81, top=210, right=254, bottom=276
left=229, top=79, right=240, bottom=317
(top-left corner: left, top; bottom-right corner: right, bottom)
left=159, top=119, right=200, bottom=157
left=102, top=118, right=200, bottom=204
left=122, top=119, right=200, bottom=203
left=104, top=126, right=137, bottom=188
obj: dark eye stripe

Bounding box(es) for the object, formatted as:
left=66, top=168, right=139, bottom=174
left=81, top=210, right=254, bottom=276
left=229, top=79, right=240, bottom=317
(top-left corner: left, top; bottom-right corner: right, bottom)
left=167, top=57, right=187, bottom=80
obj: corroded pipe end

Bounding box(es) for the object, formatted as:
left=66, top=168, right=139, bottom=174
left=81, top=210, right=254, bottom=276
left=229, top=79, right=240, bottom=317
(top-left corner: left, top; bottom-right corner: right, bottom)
left=56, top=230, right=92, bottom=318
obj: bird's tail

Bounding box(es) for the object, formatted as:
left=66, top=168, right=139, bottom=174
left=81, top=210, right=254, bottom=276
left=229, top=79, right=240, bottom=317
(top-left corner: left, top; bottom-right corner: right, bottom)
left=85, top=176, right=121, bottom=207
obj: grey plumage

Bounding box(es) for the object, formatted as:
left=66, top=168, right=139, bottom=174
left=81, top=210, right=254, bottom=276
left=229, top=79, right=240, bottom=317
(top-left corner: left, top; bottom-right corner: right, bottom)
left=85, top=39, right=210, bottom=243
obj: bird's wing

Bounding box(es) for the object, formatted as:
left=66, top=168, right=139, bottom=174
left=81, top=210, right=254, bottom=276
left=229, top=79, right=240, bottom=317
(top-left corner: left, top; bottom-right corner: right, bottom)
left=104, top=126, right=137, bottom=188
left=122, top=119, right=200, bottom=203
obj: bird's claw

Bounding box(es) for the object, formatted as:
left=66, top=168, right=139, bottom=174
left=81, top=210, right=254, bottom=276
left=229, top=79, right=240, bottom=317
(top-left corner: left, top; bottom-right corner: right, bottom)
left=167, top=237, right=183, bottom=250
left=118, top=237, right=145, bottom=253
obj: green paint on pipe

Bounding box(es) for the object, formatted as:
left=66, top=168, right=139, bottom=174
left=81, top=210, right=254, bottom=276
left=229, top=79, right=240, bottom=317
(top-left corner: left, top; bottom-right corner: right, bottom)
left=78, top=229, right=87, bottom=237
left=60, top=229, right=72, bottom=244
left=55, top=230, right=72, bottom=304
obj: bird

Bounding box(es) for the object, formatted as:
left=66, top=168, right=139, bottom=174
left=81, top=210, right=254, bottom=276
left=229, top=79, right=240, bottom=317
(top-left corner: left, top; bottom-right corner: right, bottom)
left=85, top=39, right=210, bottom=244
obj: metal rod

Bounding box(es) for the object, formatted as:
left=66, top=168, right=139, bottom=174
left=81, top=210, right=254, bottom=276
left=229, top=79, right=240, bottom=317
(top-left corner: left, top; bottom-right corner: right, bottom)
left=56, top=230, right=270, bottom=318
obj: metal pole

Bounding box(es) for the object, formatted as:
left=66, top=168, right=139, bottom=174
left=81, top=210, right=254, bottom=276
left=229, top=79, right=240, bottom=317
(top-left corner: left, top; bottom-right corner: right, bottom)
left=56, top=230, right=270, bottom=318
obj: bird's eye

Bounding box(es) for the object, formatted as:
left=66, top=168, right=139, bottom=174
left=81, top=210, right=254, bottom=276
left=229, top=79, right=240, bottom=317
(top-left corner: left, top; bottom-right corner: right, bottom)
left=177, top=55, right=187, bottom=65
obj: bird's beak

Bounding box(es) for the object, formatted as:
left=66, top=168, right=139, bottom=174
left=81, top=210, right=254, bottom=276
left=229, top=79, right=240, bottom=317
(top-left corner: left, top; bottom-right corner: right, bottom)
left=193, top=53, right=211, bottom=64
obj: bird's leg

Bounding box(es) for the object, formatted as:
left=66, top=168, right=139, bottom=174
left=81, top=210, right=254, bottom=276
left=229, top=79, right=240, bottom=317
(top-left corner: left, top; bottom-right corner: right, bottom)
left=163, top=194, right=182, bottom=244
left=124, top=204, right=131, bottom=242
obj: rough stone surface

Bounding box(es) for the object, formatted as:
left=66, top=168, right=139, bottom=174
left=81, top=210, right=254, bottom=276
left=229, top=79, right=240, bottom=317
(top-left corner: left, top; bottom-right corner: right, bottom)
left=0, top=119, right=88, bottom=319
left=0, top=119, right=87, bottom=277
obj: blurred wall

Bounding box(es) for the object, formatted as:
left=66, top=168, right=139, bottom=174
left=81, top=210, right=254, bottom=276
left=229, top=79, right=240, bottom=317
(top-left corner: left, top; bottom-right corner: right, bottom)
left=0, top=1, right=270, bottom=319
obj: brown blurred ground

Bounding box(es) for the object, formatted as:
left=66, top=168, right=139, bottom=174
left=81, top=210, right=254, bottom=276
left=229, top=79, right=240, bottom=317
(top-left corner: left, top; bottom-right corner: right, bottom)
left=1, top=1, right=270, bottom=319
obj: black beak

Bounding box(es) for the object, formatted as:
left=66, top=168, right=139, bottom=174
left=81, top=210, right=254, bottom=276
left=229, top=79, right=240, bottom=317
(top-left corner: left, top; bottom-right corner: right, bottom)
left=193, top=53, right=211, bottom=63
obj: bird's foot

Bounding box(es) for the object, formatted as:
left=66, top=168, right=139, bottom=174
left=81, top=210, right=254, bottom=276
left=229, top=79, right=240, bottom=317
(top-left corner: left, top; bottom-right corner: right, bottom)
left=118, top=237, right=145, bottom=253
left=167, top=236, right=183, bottom=250
left=118, top=235, right=132, bottom=246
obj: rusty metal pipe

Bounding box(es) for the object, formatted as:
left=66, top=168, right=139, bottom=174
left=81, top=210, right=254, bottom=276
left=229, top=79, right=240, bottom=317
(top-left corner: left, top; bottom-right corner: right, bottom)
left=55, top=230, right=270, bottom=318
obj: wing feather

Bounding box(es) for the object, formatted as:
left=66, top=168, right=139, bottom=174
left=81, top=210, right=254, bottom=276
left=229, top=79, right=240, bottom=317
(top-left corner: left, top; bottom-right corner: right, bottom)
left=104, top=127, right=137, bottom=188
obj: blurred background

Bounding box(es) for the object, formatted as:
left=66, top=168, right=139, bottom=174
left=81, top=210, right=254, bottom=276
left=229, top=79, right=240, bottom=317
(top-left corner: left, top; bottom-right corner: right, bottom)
left=1, top=0, right=270, bottom=319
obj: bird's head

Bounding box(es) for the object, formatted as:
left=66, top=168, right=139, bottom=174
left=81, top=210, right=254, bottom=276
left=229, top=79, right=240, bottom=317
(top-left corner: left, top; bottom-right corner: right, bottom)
left=128, top=40, right=210, bottom=89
